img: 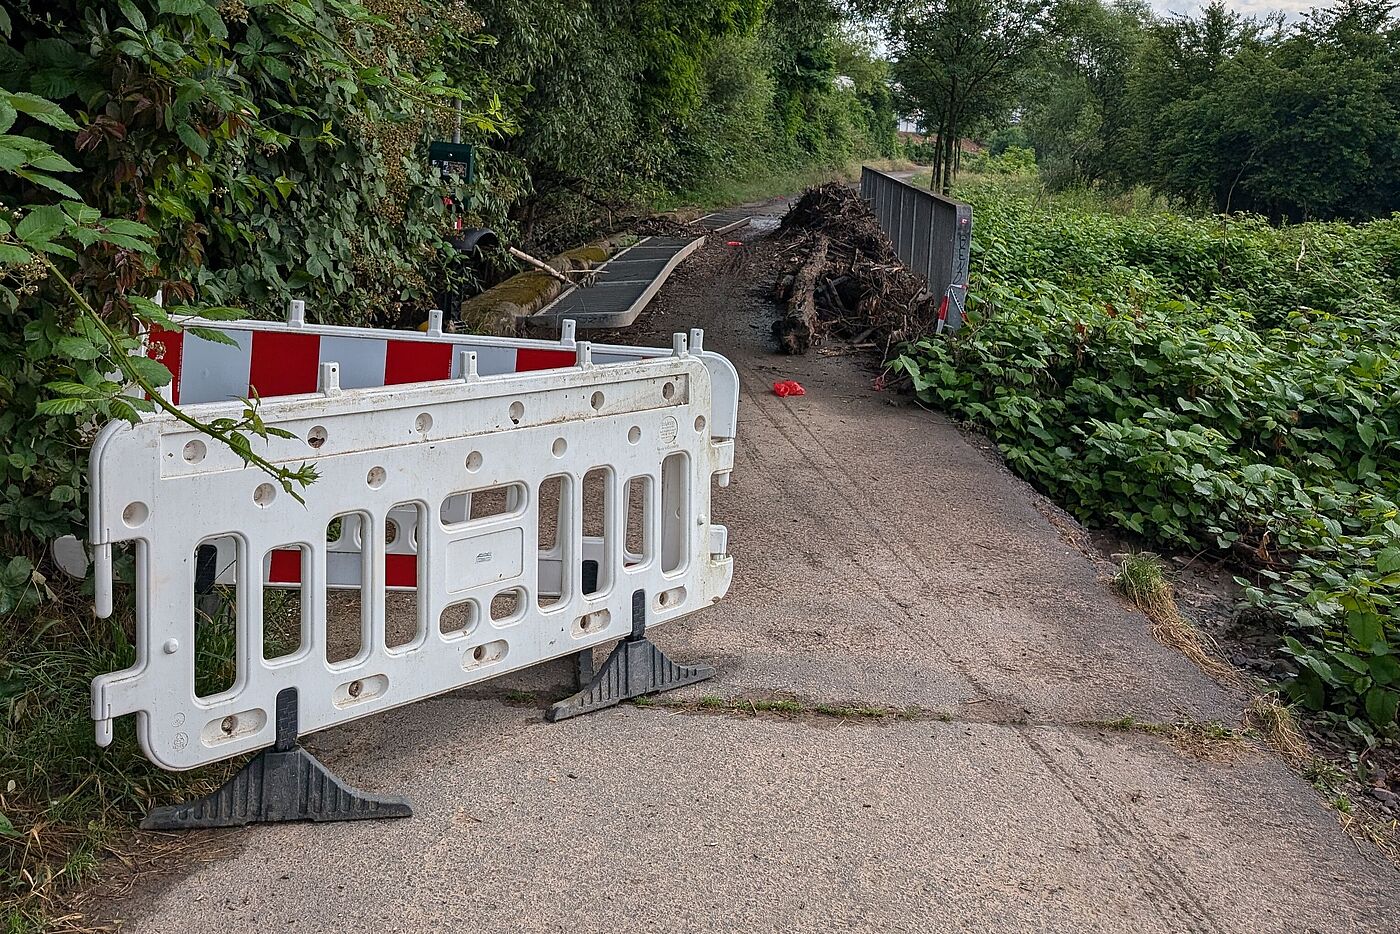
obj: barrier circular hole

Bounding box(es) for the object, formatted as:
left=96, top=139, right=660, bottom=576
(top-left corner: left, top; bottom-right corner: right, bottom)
left=220, top=715, right=237, bottom=735
left=122, top=502, right=149, bottom=528
left=662, top=381, right=676, bottom=401
left=415, top=412, right=433, bottom=433
left=182, top=439, right=206, bottom=464
left=473, top=646, right=486, bottom=662
left=694, top=415, right=707, bottom=433
left=627, top=426, right=641, bottom=444
left=253, top=483, right=277, bottom=507
left=552, top=438, right=567, bottom=457
left=385, top=520, right=399, bottom=545
left=508, top=401, right=525, bottom=425
left=658, top=591, right=670, bottom=607
left=348, top=679, right=363, bottom=698
left=590, top=391, right=605, bottom=411
left=367, top=466, right=387, bottom=489
left=465, top=451, right=483, bottom=472
left=307, top=426, right=328, bottom=449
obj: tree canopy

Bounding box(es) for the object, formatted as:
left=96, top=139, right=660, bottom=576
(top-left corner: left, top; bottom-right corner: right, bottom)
left=890, top=0, right=1400, bottom=221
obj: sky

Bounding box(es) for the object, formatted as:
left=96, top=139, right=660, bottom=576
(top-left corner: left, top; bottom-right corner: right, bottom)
left=1148, top=0, right=1319, bottom=17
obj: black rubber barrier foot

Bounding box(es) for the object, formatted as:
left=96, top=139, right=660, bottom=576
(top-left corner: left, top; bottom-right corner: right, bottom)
left=141, top=688, right=412, bottom=830
left=547, top=589, right=715, bottom=723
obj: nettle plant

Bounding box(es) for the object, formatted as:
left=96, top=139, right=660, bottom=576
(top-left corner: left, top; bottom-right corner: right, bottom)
left=0, top=85, right=314, bottom=614
left=892, top=184, right=1400, bottom=735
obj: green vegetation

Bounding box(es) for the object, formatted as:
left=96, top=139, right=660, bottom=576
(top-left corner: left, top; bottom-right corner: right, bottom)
left=891, top=0, right=1400, bottom=222
left=1020, top=0, right=1400, bottom=221
left=892, top=175, right=1400, bottom=737
left=1090, top=714, right=1244, bottom=759
left=1, top=608, right=243, bottom=932
left=884, top=0, right=1053, bottom=193
left=467, top=0, right=900, bottom=247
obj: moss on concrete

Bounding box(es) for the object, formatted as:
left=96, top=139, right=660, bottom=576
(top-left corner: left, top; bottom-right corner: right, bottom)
left=458, top=241, right=617, bottom=335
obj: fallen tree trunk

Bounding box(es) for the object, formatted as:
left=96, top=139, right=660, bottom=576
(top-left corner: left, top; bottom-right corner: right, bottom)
left=772, top=234, right=829, bottom=355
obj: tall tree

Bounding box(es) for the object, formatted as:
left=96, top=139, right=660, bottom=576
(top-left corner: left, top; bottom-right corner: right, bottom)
left=888, top=0, right=1054, bottom=193
left=1018, top=0, right=1150, bottom=186
left=1121, top=0, right=1400, bottom=220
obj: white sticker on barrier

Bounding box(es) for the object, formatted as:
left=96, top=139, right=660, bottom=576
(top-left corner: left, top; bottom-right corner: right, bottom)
left=144, top=307, right=739, bottom=441
left=89, top=350, right=735, bottom=771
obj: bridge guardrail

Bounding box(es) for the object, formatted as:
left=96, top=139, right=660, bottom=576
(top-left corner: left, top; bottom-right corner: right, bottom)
left=859, top=167, right=972, bottom=333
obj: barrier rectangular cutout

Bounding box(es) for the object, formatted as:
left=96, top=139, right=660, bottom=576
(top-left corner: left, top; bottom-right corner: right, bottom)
left=624, top=476, right=651, bottom=568
left=385, top=503, right=424, bottom=650
left=327, top=513, right=369, bottom=665
left=582, top=467, right=611, bottom=596
left=660, top=453, right=689, bottom=575
left=440, top=484, right=525, bottom=528
left=537, top=475, right=569, bottom=608
left=262, top=544, right=307, bottom=661
left=194, top=537, right=238, bottom=699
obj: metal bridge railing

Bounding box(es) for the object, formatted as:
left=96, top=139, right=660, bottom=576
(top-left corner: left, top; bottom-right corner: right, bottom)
left=859, top=167, right=973, bottom=333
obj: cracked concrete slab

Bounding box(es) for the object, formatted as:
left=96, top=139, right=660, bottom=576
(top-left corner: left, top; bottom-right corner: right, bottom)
left=99, top=205, right=1399, bottom=934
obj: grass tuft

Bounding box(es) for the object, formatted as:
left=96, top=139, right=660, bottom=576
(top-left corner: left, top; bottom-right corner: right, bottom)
left=1114, top=552, right=1237, bottom=683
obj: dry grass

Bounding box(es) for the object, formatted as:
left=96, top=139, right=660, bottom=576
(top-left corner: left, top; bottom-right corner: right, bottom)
left=1245, top=692, right=1313, bottom=766
left=1091, top=715, right=1246, bottom=761
left=639, top=692, right=942, bottom=723
left=1114, top=552, right=1239, bottom=683
left=1335, top=808, right=1400, bottom=865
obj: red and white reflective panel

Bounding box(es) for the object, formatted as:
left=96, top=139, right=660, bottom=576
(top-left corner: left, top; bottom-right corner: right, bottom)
left=148, top=326, right=575, bottom=405
left=144, top=307, right=739, bottom=440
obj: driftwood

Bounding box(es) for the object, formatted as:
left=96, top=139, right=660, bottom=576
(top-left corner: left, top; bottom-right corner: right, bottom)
left=771, top=184, right=944, bottom=354
left=772, top=234, right=829, bottom=355
left=821, top=277, right=850, bottom=318
left=508, top=246, right=579, bottom=288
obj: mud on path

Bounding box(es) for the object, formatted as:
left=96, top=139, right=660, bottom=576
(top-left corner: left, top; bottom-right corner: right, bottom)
left=101, top=203, right=1399, bottom=934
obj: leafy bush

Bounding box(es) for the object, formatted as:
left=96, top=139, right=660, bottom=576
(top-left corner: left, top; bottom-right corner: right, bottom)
left=473, top=0, right=897, bottom=248
left=964, top=145, right=1038, bottom=176
left=891, top=182, right=1400, bottom=734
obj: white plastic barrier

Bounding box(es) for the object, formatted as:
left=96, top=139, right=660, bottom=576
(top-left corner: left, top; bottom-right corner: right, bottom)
left=90, top=340, right=733, bottom=771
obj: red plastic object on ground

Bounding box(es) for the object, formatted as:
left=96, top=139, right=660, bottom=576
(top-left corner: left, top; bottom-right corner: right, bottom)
left=773, top=380, right=806, bottom=397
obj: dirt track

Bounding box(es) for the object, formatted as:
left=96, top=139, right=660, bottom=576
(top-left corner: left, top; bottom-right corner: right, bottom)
left=102, top=203, right=1400, bottom=933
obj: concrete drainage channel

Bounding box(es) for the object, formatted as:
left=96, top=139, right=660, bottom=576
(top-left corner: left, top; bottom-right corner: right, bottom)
left=525, top=235, right=705, bottom=329
left=456, top=210, right=759, bottom=335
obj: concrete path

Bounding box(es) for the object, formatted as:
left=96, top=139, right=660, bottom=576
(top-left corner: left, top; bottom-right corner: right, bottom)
left=104, top=210, right=1398, bottom=933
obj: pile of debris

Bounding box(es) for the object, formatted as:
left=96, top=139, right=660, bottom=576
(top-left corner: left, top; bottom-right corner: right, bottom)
left=772, top=183, right=942, bottom=355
